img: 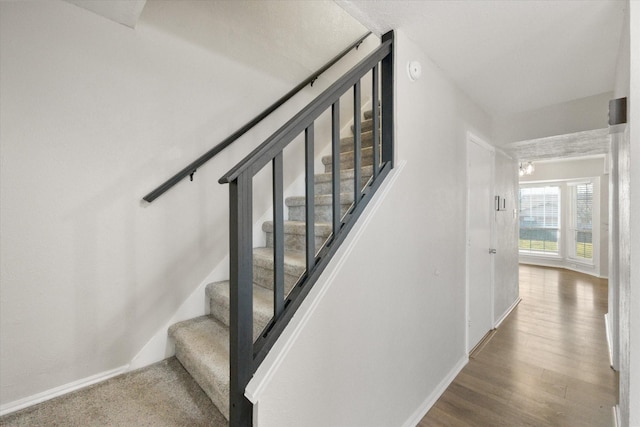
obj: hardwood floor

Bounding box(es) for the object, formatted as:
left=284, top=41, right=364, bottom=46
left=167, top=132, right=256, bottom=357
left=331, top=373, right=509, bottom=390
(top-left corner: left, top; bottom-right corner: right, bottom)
left=418, top=265, right=618, bottom=427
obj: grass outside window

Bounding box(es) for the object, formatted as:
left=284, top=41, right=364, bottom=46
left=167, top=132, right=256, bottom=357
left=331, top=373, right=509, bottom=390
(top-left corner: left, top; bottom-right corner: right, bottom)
left=519, top=239, right=593, bottom=259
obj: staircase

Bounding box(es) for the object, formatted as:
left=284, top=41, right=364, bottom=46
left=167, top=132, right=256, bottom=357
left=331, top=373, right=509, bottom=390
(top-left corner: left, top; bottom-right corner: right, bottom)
left=168, top=110, right=379, bottom=422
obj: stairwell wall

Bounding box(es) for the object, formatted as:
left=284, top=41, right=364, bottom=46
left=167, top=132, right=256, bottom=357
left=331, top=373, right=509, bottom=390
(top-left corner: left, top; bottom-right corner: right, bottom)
left=247, top=30, right=499, bottom=426
left=0, top=0, right=374, bottom=410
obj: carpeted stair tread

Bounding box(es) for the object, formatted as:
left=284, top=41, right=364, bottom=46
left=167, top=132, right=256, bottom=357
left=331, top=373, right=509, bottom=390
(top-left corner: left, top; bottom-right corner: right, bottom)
left=322, top=146, right=374, bottom=165
left=252, top=247, right=307, bottom=292
left=364, top=109, right=375, bottom=120
left=168, top=316, right=230, bottom=420
left=340, top=130, right=375, bottom=152
left=253, top=247, right=306, bottom=273
left=263, top=221, right=333, bottom=252
left=321, top=147, right=377, bottom=173
left=262, top=220, right=332, bottom=237
left=206, top=281, right=273, bottom=342
left=351, top=118, right=377, bottom=133
left=314, top=165, right=374, bottom=184
left=285, top=192, right=355, bottom=207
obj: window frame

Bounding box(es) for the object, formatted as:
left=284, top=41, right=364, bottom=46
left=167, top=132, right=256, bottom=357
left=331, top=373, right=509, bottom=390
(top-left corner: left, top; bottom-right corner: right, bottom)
left=518, top=184, right=562, bottom=257
left=566, top=179, right=599, bottom=266
left=518, top=178, right=600, bottom=269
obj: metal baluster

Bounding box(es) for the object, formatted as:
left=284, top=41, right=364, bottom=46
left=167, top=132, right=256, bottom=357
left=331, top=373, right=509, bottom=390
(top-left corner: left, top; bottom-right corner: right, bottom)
left=305, top=124, right=316, bottom=272
left=272, top=153, right=284, bottom=317
left=381, top=31, right=394, bottom=167
left=353, top=81, right=362, bottom=203
left=372, top=65, right=380, bottom=179
left=332, top=101, right=341, bottom=237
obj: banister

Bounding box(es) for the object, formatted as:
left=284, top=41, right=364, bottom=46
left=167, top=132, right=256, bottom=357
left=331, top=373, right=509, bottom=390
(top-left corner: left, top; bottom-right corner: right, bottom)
left=225, top=30, right=394, bottom=426
left=218, top=39, right=392, bottom=185
left=142, top=31, right=372, bottom=203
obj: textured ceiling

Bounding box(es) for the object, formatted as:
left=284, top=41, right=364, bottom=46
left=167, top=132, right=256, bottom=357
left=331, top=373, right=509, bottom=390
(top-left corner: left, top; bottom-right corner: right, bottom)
left=337, top=0, right=626, bottom=116
left=503, top=128, right=610, bottom=161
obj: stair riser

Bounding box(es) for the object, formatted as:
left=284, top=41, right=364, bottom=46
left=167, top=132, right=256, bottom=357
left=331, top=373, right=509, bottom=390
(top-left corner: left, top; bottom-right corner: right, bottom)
left=288, top=203, right=351, bottom=223
left=253, top=265, right=303, bottom=293
left=324, top=154, right=375, bottom=174
left=340, top=131, right=376, bottom=153
left=266, top=232, right=329, bottom=254
left=351, top=118, right=377, bottom=133
left=315, top=176, right=371, bottom=196
left=208, top=292, right=271, bottom=342
left=364, top=109, right=376, bottom=120
left=173, top=345, right=229, bottom=420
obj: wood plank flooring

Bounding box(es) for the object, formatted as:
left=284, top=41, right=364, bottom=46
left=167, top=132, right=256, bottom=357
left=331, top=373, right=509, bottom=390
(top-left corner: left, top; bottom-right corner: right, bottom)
left=418, top=265, right=618, bottom=427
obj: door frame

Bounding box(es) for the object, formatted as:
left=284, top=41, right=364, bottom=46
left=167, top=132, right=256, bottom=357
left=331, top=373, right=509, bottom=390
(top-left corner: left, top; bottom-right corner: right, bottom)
left=465, top=132, right=496, bottom=353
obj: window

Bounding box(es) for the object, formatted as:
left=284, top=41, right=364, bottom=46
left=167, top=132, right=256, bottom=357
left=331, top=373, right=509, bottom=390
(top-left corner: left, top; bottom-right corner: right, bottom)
left=519, top=186, right=561, bottom=255
left=518, top=177, right=600, bottom=273
left=568, top=182, right=594, bottom=261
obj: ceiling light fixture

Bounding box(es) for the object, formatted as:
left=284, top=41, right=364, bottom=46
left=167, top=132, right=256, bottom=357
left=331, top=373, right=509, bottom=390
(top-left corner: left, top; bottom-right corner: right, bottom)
left=519, top=161, right=535, bottom=177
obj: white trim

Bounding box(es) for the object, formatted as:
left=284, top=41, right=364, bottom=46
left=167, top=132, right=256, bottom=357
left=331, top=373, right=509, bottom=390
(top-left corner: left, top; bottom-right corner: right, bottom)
left=518, top=259, right=602, bottom=279
left=494, top=297, right=521, bottom=329
left=495, top=146, right=514, bottom=161
left=519, top=252, right=563, bottom=260
left=467, top=131, right=495, bottom=152
left=0, top=364, right=129, bottom=416
left=613, top=404, right=620, bottom=427
left=605, top=313, right=615, bottom=369
left=245, top=161, right=407, bottom=404
left=401, top=354, right=468, bottom=427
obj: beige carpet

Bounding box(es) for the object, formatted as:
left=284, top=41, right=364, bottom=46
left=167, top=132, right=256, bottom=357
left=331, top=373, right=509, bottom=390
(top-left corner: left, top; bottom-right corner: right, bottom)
left=0, top=357, right=227, bottom=427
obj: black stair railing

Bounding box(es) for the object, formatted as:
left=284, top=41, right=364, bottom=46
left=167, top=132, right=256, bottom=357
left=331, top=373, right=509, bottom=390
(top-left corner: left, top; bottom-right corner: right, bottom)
left=142, top=31, right=371, bottom=203
left=219, top=30, right=394, bottom=426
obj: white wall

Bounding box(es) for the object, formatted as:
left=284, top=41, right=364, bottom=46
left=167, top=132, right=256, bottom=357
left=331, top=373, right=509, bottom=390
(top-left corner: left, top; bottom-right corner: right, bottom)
left=0, top=0, right=373, bottom=409
left=519, top=157, right=609, bottom=278
left=493, top=92, right=612, bottom=145
left=627, top=2, right=639, bottom=425
left=246, top=30, right=501, bottom=426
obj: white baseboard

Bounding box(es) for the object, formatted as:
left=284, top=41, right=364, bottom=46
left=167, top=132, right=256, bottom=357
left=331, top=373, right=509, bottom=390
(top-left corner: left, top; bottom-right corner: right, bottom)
left=401, top=354, right=468, bottom=427
left=0, top=364, right=129, bottom=416
left=494, top=297, right=521, bottom=329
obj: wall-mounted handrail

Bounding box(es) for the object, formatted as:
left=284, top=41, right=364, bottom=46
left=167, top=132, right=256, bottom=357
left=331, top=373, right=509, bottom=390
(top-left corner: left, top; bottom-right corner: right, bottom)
left=142, top=31, right=372, bottom=203
left=224, top=30, right=394, bottom=426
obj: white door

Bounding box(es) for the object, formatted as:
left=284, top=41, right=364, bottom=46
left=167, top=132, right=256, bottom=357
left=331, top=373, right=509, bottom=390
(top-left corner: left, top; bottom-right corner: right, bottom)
left=467, top=136, right=494, bottom=352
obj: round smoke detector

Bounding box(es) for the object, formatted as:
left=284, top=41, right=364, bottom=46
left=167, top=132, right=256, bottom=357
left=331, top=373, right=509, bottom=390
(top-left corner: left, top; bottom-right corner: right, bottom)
left=407, top=61, right=422, bottom=81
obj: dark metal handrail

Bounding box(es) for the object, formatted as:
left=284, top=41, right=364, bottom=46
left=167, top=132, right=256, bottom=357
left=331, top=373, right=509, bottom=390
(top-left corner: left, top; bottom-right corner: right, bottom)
left=142, top=31, right=372, bottom=203
left=223, top=31, right=394, bottom=426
